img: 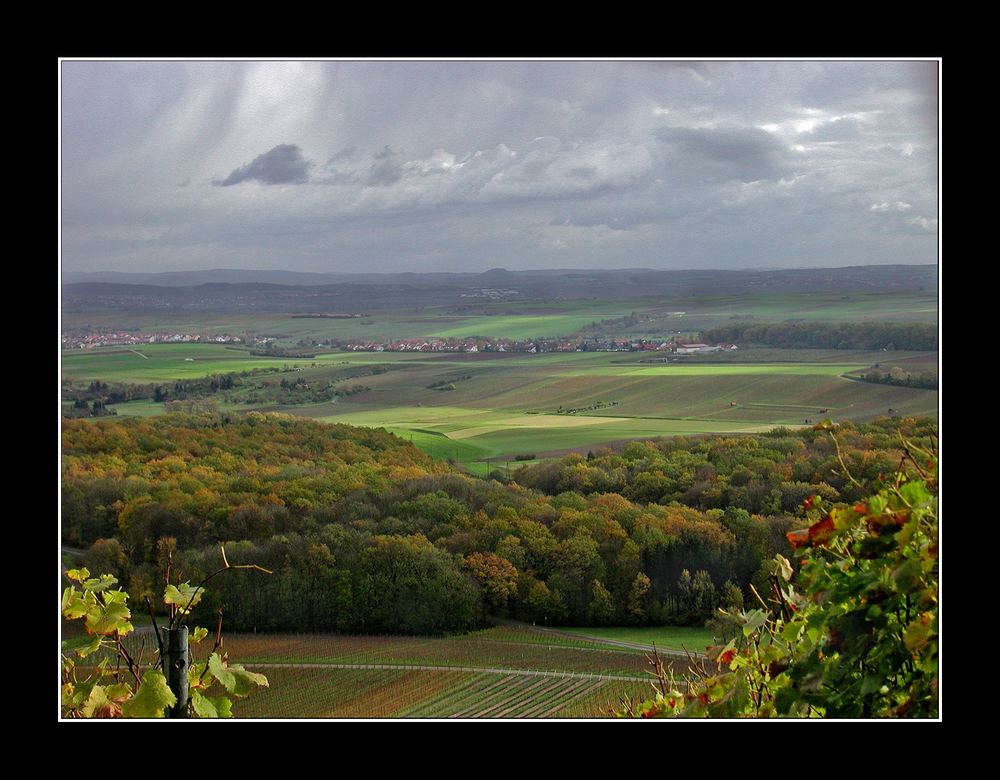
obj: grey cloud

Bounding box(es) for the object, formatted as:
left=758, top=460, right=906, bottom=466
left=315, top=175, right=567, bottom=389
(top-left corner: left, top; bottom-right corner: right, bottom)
left=61, top=61, right=938, bottom=274
left=327, top=146, right=356, bottom=165
left=806, top=116, right=866, bottom=143
left=322, top=147, right=361, bottom=184
left=368, top=145, right=404, bottom=186
left=215, top=144, right=312, bottom=186
left=567, top=166, right=597, bottom=180
left=656, top=125, right=790, bottom=183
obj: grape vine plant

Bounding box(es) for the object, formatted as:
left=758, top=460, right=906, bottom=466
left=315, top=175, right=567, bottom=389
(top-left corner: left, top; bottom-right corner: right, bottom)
left=61, top=546, right=271, bottom=718
left=619, top=428, right=938, bottom=718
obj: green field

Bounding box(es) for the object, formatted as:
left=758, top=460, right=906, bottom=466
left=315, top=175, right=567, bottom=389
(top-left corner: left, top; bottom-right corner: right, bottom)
left=62, top=299, right=647, bottom=345
left=64, top=342, right=938, bottom=468
left=429, top=310, right=634, bottom=339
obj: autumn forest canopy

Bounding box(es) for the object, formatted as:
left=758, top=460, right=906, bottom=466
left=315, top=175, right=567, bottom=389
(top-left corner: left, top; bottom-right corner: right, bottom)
left=62, top=413, right=936, bottom=636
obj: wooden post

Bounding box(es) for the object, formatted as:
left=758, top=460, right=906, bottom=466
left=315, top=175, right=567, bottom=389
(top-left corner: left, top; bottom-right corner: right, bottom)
left=164, top=626, right=189, bottom=718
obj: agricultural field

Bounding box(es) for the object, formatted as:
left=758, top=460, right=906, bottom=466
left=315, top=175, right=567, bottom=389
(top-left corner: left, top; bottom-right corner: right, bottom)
left=62, top=299, right=651, bottom=345
left=549, top=625, right=715, bottom=652
left=216, top=626, right=677, bottom=719
left=74, top=624, right=681, bottom=718
left=64, top=342, right=938, bottom=471
left=61, top=286, right=937, bottom=348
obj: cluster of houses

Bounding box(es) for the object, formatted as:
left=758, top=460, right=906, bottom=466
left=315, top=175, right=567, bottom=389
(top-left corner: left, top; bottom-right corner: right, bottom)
left=61, top=331, right=265, bottom=350
left=457, top=288, right=522, bottom=300
left=338, top=337, right=737, bottom=355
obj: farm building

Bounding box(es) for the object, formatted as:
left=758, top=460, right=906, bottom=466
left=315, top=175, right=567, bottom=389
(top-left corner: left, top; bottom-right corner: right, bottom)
left=674, top=343, right=723, bottom=354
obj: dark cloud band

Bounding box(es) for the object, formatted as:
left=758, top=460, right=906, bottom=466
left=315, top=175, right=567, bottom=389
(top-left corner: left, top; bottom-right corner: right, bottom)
left=215, top=144, right=312, bottom=186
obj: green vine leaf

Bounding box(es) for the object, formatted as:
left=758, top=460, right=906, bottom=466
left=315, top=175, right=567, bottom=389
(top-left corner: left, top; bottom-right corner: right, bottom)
left=81, top=685, right=111, bottom=718
left=61, top=558, right=272, bottom=719
left=191, top=691, right=235, bottom=718
left=208, top=652, right=236, bottom=692
left=84, top=593, right=133, bottom=636
left=190, top=626, right=209, bottom=644
left=82, top=574, right=118, bottom=592
left=164, top=582, right=203, bottom=614
left=62, top=587, right=88, bottom=620
left=228, top=664, right=269, bottom=697
left=209, top=696, right=234, bottom=717
left=121, top=670, right=177, bottom=718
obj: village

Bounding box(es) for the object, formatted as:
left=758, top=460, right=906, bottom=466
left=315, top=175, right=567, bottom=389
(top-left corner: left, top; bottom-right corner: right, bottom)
left=61, top=328, right=738, bottom=357
left=334, top=336, right=737, bottom=355
left=61, top=330, right=272, bottom=350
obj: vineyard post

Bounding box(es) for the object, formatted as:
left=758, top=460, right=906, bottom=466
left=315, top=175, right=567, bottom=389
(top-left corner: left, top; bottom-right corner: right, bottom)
left=164, top=626, right=190, bottom=717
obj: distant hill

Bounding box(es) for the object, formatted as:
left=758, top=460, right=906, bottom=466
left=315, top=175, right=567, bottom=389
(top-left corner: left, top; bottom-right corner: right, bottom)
left=61, top=265, right=939, bottom=316
left=61, top=266, right=666, bottom=287
left=63, top=264, right=938, bottom=293
left=61, top=269, right=352, bottom=287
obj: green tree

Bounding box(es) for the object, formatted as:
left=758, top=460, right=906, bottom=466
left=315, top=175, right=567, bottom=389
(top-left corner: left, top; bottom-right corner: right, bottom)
left=586, top=579, right=616, bottom=625
left=626, top=572, right=651, bottom=624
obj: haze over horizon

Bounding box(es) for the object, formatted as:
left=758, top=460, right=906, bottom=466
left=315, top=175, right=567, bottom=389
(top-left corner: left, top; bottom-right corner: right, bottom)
left=61, top=60, right=939, bottom=276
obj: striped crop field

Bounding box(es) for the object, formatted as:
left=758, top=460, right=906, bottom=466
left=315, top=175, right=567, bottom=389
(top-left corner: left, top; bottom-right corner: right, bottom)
left=230, top=667, right=659, bottom=719
left=127, top=625, right=691, bottom=718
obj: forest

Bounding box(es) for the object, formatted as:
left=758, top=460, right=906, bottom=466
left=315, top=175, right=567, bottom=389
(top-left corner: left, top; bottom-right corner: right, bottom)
left=62, top=413, right=936, bottom=636
left=701, top=321, right=937, bottom=351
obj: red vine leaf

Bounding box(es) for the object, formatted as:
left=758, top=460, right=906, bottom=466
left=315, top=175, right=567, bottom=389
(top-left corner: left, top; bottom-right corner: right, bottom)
left=808, top=515, right=835, bottom=545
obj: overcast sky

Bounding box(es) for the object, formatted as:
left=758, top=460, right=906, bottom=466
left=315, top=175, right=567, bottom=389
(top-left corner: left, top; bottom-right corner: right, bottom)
left=60, top=60, right=939, bottom=274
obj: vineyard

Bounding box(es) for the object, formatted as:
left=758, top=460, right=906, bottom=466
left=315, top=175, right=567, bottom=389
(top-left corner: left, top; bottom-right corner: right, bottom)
left=230, top=667, right=655, bottom=718
left=83, top=625, right=688, bottom=718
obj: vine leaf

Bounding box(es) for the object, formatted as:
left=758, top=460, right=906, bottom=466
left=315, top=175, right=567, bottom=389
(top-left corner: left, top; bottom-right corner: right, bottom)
left=208, top=652, right=236, bottom=692
left=229, top=664, right=269, bottom=697
left=81, top=685, right=112, bottom=718
left=190, top=626, right=209, bottom=644
left=775, top=555, right=793, bottom=583
left=77, top=634, right=104, bottom=658
left=191, top=691, right=218, bottom=718
left=164, top=582, right=203, bottom=614
left=62, top=587, right=89, bottom=619
left=121, top=670, right=177, bottom=718
left=82, top=574, right=118, bottom=592
left=191, top=691, right=235, bottom=718
left=84, top=593, right=133, bottom=636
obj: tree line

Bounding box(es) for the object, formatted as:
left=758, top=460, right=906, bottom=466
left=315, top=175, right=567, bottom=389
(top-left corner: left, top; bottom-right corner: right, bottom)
left=702, top=321, right=937, bottom=351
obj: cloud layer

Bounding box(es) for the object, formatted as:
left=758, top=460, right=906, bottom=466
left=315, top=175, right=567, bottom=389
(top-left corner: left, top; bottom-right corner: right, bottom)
left=61, top=60, right=939, bottom=273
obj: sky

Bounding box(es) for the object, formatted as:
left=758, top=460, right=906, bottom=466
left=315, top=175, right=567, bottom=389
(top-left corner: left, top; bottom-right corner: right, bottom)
left=60, top=60, right=939, bottom=275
